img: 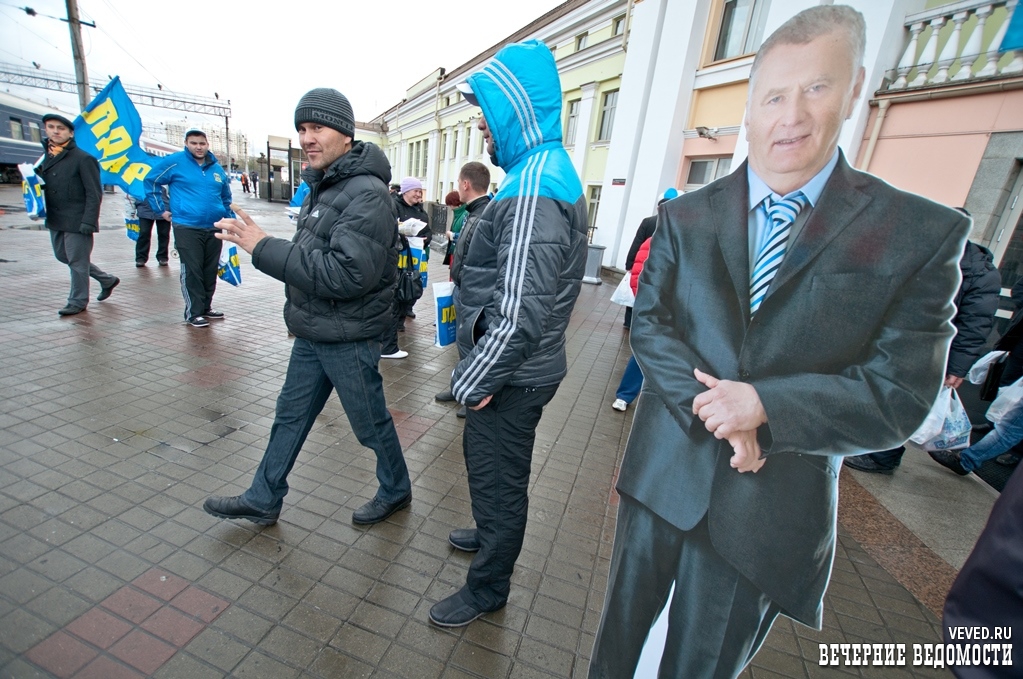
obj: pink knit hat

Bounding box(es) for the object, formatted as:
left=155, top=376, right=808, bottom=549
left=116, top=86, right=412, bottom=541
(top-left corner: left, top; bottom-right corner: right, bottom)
left=400, top=177, right=423, bottom=194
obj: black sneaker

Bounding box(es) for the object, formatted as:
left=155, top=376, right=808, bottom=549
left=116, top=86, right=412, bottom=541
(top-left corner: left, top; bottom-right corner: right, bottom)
left=204, top=310, right=225, bottom=320
left=58, top=305, right=85, bottom=316
left=158, top=260, right=169, bottom=266
left=188, top=316, right=210, bottom=328
left=135, top=261, right=146, bottom=268
left=928, top=450, right=970, bottom=476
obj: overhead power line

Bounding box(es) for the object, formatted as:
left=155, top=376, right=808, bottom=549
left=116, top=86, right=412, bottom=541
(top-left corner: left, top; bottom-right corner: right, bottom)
left=0, top=61, right=231, bottom=116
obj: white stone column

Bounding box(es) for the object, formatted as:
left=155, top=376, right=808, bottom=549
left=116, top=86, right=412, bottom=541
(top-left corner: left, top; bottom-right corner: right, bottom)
left=442, top=126, right=456, bottom=194
left=469, top=119, right=482, bottom=162
left=572, top=82, right=600, bottom=179
left=426, top=129, right=440, bottom=200
left=592, top=0, right=711, bottom=269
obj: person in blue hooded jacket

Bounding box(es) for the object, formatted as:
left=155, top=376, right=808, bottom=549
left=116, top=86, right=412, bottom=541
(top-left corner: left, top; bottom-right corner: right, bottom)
left=428, top=40, right=589, bottom=628
left=144, top=129, right=233, bottom=327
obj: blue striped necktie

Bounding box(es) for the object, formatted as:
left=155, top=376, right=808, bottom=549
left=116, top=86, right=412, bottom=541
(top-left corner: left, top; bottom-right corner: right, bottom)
left=750, top=193, right=808, bottom=315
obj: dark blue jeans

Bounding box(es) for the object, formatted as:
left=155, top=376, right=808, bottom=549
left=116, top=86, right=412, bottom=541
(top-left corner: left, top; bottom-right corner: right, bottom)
left=615, top=355, right=644, bottom=403
left=243, top=337, right=410, bottom=511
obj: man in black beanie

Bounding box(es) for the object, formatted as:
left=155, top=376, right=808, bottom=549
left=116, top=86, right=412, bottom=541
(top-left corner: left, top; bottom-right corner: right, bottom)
left=203, top=88, right=412, bottom=527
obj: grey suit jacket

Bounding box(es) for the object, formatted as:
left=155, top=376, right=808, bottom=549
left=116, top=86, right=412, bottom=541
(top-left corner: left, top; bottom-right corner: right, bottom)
left=617, top=154, right=970, bottom=626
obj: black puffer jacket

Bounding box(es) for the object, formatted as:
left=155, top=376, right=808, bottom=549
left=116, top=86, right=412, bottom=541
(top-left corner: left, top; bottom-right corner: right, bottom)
left=948, top=241, right=1001, bottom=377
left=37, top=138, right=102, bottom=234
left=250, top=141, right=398, bottom=343
left=450, top=194, right=491, bottom=287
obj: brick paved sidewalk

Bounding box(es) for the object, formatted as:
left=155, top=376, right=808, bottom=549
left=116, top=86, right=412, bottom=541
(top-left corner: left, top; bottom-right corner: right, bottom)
left=0, top=188, right=953, bottom=678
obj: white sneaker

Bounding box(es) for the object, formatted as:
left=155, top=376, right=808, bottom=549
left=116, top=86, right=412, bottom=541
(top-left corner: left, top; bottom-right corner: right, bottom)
left=612, top=399, right=628, bottom=412
left=381, top=350, right=409, bottom=360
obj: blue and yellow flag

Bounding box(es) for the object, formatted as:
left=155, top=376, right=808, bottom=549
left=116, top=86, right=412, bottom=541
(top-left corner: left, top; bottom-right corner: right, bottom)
left=73, top=77, right=153, bottom=201
left=1003, top=3, right=1023, bottom=53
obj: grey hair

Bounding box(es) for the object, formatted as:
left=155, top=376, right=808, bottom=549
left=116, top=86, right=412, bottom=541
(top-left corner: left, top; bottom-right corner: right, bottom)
left=750, top=5, right=866, bottom=86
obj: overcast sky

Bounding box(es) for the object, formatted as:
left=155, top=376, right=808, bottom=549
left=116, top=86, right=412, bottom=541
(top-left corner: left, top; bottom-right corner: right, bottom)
left=0, top=0, right=566, bottom=147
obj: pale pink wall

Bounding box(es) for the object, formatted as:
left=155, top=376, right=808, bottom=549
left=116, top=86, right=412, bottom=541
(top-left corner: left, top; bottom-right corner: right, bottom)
left=866, top=134, right=988, bottom=206
left=860, top=90, right=1023, bottom=206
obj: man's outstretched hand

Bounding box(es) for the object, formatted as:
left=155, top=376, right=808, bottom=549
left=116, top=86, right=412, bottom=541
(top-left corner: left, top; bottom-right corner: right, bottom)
left=216, top=205, right=267, bottom=254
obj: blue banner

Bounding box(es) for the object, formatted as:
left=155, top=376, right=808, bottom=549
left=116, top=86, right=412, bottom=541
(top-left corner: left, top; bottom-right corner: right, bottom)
left=73, top=77, right=154, bottom=201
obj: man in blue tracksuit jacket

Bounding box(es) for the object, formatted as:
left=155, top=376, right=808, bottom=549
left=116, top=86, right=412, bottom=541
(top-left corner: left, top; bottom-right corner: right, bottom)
left=428, top=40, right=589, bottom=628
left=144, top=129, right=233, bottom=327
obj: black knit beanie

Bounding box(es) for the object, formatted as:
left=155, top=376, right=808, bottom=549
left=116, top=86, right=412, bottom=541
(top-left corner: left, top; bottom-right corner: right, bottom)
left=294, top=88, right=355, bottom=138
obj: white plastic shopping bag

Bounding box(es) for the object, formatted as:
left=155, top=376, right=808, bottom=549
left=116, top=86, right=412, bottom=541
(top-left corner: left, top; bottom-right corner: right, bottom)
left=967, top=351, right=1008, bottom=384
left=987, top=376, right=1023, bottom=425
left=909, top=387, right=949, bottom=445
left=913, top=387, right=971, bottom=451
left=610, top=276, right=635, bottom=306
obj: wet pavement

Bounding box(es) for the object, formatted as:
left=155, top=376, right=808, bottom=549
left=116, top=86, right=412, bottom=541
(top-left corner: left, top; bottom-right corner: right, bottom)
left=0, top=184, right=993, bottom=677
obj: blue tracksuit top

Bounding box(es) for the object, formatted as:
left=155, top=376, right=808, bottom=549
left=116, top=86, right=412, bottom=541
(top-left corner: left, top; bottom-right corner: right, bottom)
left=144, top=149, right=233, bottom=228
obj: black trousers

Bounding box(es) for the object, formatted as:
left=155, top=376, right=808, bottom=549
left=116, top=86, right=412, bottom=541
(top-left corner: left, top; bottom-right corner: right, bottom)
left=136, top=217, right=170, bottom=264
left=462, top=383, right=558, bottom=609
left=590, top=497, right=780, bottom=679
left=173, top=227, right=222, bottom=320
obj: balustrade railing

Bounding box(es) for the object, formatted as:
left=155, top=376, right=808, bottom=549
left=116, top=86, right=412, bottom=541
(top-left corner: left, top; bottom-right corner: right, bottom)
left=886, top=0, right=1022, bottom=91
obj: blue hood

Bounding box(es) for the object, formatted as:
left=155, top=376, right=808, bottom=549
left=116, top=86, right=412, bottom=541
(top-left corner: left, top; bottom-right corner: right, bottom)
left=465, top=40, right=563, bottom=170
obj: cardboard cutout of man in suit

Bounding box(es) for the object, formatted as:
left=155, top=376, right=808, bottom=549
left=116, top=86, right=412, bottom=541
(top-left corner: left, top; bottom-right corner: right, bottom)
left=589, top=6, right=971, bottom=678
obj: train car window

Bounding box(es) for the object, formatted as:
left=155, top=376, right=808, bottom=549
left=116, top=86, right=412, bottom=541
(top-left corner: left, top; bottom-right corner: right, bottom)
left=27, top=122, right=40, bottom=143
left=9, top=118, right=23, bottom=140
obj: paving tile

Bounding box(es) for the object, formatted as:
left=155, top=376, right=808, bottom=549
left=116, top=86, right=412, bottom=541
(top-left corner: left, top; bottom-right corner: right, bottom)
left=131, top=568, right=191, bottom=601
left=99, top=586, right=163, bottom=624
left=141, top=606, right=206, bottom=647
left=230, top=650, right=301, bottom=679
left=66, top=607, right=133, bottom=649
left=169, top=586, right=229, bottom=623
left=183, top=627, right=249, bottom=672
left=72, top=655, right=145, bottom=679
left=25, top=630, right=97, bottom=678
left=108, top=629, right=177, bottom=675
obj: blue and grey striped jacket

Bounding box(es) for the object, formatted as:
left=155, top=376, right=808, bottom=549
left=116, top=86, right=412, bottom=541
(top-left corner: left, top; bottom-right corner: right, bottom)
left=451, top=40, right=588, bottom=406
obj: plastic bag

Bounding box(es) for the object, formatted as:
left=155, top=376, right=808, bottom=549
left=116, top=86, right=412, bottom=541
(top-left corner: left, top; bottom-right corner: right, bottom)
left=967, top=351, right=1008, bottom=384
left=434, top=281, right=456, bottom=347
left=916, top=386, right=969, bottom=449
left=987, top=377, right=1023, bottom=425
left=217, top=244, right=242, bottom=286
left=19, top=161, right=46, bottom=221
left=610, top=275, right=635, bottom=306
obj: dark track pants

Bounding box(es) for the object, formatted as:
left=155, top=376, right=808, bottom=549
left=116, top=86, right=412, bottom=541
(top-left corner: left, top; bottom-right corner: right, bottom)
left=589, top=497, right=781, bottom=679
left=462, top=383, right=558, bottom=610
left=173, top=226, right=221, bottom=320
left=136, top=218, right=170, bottom=264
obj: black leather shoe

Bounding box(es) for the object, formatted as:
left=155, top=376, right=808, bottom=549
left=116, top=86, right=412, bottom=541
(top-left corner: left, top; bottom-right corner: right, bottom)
left=429, top=587, right=504, bottom=627
left=203, top=495, right=279, bottom=525
left=58, top=305, right=85, bottom=316
left=448, top=528, right=480, bottom=552
left=842, top=454, right=896, bottom=475
left=406, top=311, right=416, bottom=319
left=352, top=493, right=411, bottom=525
left=435, top=390, right=455, bottom=402
left=456, top=406, right=467, bottom=419
left=97, top=277, right=120, bottom=301
left=928, top=450, right=970, bottom=476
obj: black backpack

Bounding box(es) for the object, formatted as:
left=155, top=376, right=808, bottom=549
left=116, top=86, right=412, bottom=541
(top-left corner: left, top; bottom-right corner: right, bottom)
left=395, top=235, right=424, bottom=305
